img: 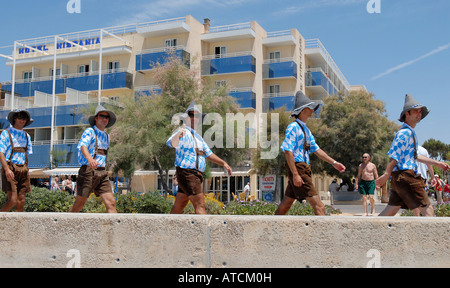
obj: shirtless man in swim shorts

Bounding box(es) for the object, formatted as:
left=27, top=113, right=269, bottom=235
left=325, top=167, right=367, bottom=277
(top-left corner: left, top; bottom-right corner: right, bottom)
left=356, top=153, right=379, bottom=216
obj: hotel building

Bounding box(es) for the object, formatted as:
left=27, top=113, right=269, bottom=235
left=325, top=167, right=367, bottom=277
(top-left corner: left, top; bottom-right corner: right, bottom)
left=0, top=15, right=353, bottom=201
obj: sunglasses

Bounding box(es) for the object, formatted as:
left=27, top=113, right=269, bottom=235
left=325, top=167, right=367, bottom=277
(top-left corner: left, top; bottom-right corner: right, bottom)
left=97, top=114, right=110, bottom=119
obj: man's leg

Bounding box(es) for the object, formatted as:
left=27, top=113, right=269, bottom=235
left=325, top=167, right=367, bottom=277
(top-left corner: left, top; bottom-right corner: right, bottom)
left=275, top=196, right=295, bottom=215
left=378, top=205, right=400, bottom=216
left=362, top=195, right=368, bottom=216
left=14, top=193, right=26, bottom=212
left=419, top=205, right=435, bottom=217
left=170, top=192, right=190, bottom=214
left=70, top=196, right=88, bottom=212
left=189, top=193, right=206, bottom=215
left=0, top=191, right=17, bottom=212
left=369, top=195, right=375, bottom=215
left=306, top=195, right=326, bottom=216
left=100, top=193, right=117, bottom=213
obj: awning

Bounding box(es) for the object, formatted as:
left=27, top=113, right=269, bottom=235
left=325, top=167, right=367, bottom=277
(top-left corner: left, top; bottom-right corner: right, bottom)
left=29, top=168, right=47, bottom=179
left=43, top=167, right=80, bottom=176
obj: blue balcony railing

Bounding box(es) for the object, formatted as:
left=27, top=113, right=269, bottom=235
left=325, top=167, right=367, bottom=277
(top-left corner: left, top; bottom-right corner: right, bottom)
left=263, top=60, right=297, bottom=79
left=2, top=70, right=133, bottom=98
left=0, top=104, right=87, bottom=129
left=202, top=53, right=256, bottom=76
left=305, top=70, right=338, bottom=96
left=262, top=93, right=295, bottom=112
left=136, top=47, right=190, bottom=71
left=228, top=90, right=256, bottom=109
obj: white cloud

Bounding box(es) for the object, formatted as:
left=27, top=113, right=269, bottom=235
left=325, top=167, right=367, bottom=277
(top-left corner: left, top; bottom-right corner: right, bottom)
left=117, top=0, right=255, bottom=24
left=371, top=43, right=450, bottom=80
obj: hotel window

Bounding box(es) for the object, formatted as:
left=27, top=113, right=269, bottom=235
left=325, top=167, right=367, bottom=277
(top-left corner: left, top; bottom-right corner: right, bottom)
left=269, top=84, right=281, bottom=97
left=215, top=46, right=227, bottom=58
left=78, top=65, right=90, bottom=76
left=214, top=80, right=227, bottom=89
left=165, top=39, right=177, bottom=50
left=269, top=51, right=281, bottom=63
left=50, top=68, right=61, bottom=79
left=23, top=71, right=32, bottom=82
left=108, top=61, right=120, bottom=73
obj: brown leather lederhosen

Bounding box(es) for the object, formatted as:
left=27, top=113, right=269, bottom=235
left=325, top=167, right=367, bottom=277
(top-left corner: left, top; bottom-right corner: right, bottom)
left=284, top=121, right=318, bottom=201
left=176, top=129, right=205, bottom=196
left=76, top=128, right=112, bottom=198
left=1, top=129, right=31, bottom=195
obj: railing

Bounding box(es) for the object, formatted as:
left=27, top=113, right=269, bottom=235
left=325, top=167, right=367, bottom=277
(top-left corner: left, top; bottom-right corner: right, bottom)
left=2, top=68, right=131, bottom=85
left=266, top=30, right=292, bottom=38
left=202, top=51, right=253, bottom=60
left=11, top=17, right=187, bottom=48
left=263, top=57, right=296, bottom=64
left=305, top=39, right=350, bottom=90
left=208, top=22, right=252, bottom=33
left=136, top=45, right=187, bottom=55
left=32, top=139, right=80, bottom=146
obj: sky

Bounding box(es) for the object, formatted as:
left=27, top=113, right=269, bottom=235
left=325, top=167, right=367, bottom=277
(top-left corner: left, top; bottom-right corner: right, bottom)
left=0, top=0, right=449, bottom=145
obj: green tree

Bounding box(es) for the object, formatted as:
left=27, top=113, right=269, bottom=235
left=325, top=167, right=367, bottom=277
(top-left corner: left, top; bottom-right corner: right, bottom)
left=422, top=138, right=449, bottom=161
left=308, top=90, right=398, bottom=180
left=109, top=56, right=247, bottom=193
left=251, top=107, right=292, bottom=202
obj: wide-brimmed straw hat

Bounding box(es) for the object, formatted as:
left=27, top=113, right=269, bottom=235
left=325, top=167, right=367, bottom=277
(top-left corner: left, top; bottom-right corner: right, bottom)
left=88, top=105, right=117, bottom=128
left=290, top=91, right=320, bottom=118
left=398, top=94, right=429, bottom=122
left=7, top=109, right=34, bottom=127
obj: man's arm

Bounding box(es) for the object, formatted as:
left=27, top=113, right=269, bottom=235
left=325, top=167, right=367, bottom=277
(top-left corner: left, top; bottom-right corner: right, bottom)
left=284, top=151, right=303, bottom=187
left=375, top=158, right=397, bottom=187
left=313, top=149, right=346, bottom=172
left=0, top=153, right=14, bottom=182
left=355, top=164, right=362, bottom=190
left=80, top=146, right=98, bottom=169
left=207, top=153, right=232, bottom=175
left=417, top=154, right=450, bottom=171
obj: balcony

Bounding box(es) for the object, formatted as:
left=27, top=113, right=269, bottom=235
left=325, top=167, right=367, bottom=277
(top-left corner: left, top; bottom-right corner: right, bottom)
left=1, top=69, right=133, bottom=98
left=201, top=52, right=256, bottom=76
left=136, top=46, right=190, bottom=71
left=263, top=58, right=297, bottom=79
left=262, top=92, right=296, bottom=112
left=228, top=88, right=256, bottom=109
left=305, top=68, right=338, bottom=96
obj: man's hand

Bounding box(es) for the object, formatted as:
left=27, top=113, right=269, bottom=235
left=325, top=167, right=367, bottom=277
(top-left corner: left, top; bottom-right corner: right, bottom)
left=223, top=162, right=232, bottom=176
left=376, top=173, right=390, bottom=188
left=4, top=167, right=15, bottom=182
left=333, top=161, right=346, bottom=173
left=293, top=174, right=304, bottom=187
left=88, top=157, right=99, bottom=170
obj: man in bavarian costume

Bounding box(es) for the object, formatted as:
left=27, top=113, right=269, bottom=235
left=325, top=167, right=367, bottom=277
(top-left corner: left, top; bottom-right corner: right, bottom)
left=276, top=91, right=346, bottom=215
left=167, top=101, right=232, bottom=214
left=376, top=94, right=449, bottom=216
left=0, top=110, right=33, bottom=212
left=70, top=105, right=117, bottom=213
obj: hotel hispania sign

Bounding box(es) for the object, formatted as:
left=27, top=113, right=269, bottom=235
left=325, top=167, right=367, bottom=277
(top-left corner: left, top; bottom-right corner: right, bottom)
left=18, top=37, right=101, bottom=55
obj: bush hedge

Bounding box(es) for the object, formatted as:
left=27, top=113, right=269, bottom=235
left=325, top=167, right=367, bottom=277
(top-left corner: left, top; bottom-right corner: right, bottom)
left=2, top=187, right=448, bottom=217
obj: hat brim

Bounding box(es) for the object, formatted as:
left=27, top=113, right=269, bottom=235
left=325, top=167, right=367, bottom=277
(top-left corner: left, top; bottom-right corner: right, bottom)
left=290, top=102, right=320, bottom=117
left=7, top=110, right=34, bottom=127
left=398, top=106, right=429, bottom=122
left=89, top=110, right=117, bottom=128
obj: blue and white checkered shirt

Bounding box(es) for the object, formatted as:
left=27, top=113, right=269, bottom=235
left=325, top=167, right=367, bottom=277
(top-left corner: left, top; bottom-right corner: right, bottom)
left=280, top=119, right=320, bottom=164
left=0, top=128, right=32, bottom=165
left=77, top=126, right=109, bottom=168
left=166, top=126, right=213, bottom=172
left=388, top=123, right=418, bottom=172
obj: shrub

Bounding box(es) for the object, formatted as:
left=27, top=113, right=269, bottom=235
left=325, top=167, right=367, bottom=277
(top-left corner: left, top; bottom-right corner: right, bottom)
left=400, top=202, right=450, bottom=217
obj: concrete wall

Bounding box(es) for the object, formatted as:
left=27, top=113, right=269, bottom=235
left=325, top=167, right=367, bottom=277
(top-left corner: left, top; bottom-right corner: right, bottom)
left=0, top=213, right=449, bottom=268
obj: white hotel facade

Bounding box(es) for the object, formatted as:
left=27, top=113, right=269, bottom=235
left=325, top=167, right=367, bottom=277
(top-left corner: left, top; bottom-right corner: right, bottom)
left=0, top=15, right=354, bottom=201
